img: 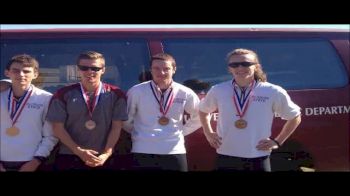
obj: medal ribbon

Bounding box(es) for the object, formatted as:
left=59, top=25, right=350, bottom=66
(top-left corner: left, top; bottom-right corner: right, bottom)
left=232, top=80, right=255, bottom=119
left=80, top=82, right=103, bottom=119
left=150, top=81, right=175, bottom=116
left=7, top=85, right=33, bottom=126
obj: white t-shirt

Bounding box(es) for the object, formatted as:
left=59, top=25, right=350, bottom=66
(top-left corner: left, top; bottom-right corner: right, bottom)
left=123, top=81, right=201, bottom=154
left=199, top=80, right=301, bottom=158
left=0, top=85, right=58, bottom=161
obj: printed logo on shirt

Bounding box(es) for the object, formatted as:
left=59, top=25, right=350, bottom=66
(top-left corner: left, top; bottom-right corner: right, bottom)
left=251, top=95, right=269, bottom=103
left=173, top=98, right=186, bottom=104
left=27, top=103, right=44, bottom=110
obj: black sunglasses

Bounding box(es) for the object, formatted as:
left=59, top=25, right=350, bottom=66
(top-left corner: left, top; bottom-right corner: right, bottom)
left=77, top=65, right=103, bottom=72
left=228, top=62, right=257, bottom=68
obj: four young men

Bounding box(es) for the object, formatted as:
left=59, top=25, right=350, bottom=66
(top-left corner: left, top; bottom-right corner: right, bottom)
left=0, top=49, right=301, bottom=171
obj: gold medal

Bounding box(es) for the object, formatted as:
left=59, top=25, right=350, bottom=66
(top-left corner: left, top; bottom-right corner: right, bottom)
left=158, top=116, right=169, bottom=125
left=232, top=80, right=255, bottom=130
left=85, top=120, right=96, bottom=130
left=235, top=119, right=247, bottom=129
left=6, top=126, right=20, bottom=136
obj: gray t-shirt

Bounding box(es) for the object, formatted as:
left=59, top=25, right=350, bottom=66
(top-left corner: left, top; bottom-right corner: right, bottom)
left=46, top=83, right=128, bottom=155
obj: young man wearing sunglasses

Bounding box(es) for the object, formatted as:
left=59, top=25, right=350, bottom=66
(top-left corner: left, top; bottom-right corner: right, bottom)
left=46, top=51, right=128, bottom=170
left=199, top=48, right=301, bottom=171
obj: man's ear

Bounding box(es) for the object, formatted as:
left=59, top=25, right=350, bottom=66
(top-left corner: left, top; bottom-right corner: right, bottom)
left=101, top=67, right=106, bottom=74
left=227, top=67, right=234, bottom=74
left=33, top=70, right=39, bottom=79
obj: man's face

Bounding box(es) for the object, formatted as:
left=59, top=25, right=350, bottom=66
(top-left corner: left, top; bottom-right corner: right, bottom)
left=228, top=54, right=257, bottom=81
left=5, top=63, right=37, bottom=87
left=150, top=59, right=175, bottom=84
left=77, top=59, right=105, bottom=85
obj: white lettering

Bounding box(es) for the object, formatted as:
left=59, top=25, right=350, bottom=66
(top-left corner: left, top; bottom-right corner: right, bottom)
left=324, top=107, right=331, bottom=115
left=213, top=113, right=219, bottom=121
left=331, top=106, right=338, bottom=114
left=305, top=108, right=313, bottom=116
left=314, top=107, right=319, bottom=115
left=319, top=107, right=325, bottom=115
left=304, top=105, right=350, bottom=116
left=344, top=106, right=350, bottom=113
left=337, top=106, right=343, bottom=113
left=208, top=113, right=219, bottom=121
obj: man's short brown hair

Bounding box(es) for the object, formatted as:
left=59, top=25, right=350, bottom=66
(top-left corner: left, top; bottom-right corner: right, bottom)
left=6, top=54, right=39, bottom=72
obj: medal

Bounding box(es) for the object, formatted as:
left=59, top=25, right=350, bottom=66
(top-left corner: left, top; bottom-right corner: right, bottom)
left=80, top=82, right=103, bottom=131
left=235, top=119, right=247, bottom=129
left=6, top=126, right=20, bottom=136
left=158, top=116, right=170, bottom=125
left=85, top=120, right=96, bottom=130
left=150, top=82, right=175, bottom=126
left=7, top=86, right=33, bottom=136
left=232, top=80, right=256, bottom=130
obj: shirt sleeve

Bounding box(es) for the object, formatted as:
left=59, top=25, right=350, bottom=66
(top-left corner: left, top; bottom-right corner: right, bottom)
left=122, top=87, right=138, bottom=133
left=183, top=90, right=202, bottom=136
left=35, top=94, right=58, bottom=157
left=272, top=87, right=301, bottom=120
left=46, top=94, right=68, bottom=123
left=113, top=94, right=128, bottom=121
left=198, top=86, right=218, bottom=113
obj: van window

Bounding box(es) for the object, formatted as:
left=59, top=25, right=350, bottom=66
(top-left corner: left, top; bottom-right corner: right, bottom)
left=163, top=38, right=348, bottom=90
left=1, top=38, right=150, bottom=92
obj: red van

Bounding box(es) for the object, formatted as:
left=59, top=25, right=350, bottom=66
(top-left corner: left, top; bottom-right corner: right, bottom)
left=1, top=26, right=349, bottom=171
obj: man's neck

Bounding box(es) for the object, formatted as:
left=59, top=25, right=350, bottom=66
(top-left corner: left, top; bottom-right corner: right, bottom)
left=82, top=81, right=100, bottom=93
left=154, top=80, right=172, bottom=91
left=12, top=84, right=30, bottom=98
left=235, top=78, right=254, bottom=88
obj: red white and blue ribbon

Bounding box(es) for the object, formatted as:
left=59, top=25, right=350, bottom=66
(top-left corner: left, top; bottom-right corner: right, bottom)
left=7, top=85, right=33, bottom=126
left=150, top=81, right=175, bottom=116
left=79, top=82, right=103, bottom=119
left=232, top=80, right=256, bottom=119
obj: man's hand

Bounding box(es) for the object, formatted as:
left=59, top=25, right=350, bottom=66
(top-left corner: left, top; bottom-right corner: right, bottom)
left=0, top=163, right=6, bottom=172
left=256, top=138, right=279, bottom=151
left=18, top=159, right=41, bottom=172
left=86, top=150, right=112, bottom=167
left=204, top=131, right=222, bottom=149
left=74, top=147, right=103, bottom=167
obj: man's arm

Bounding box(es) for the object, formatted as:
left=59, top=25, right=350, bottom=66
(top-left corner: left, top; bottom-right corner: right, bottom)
left=122, top=89, right=136, bottom=133
left=51, top=122, right=101, bottom=165
left=274, top=114, right=301, bottom=145
left=199, top=111, right=221, bottom=149
left=19, top=120, right=59, bottom=172
left=183, top=93, right=202, bottom=136
left=0, top=163, right=6, bottom=172
left=33, top=98, right=59, bottom=159
left=96, top=120, right=123, bottom=166
left=256, top=115, right=301, bottom=151
left=20, top=96, right=58, bottom=172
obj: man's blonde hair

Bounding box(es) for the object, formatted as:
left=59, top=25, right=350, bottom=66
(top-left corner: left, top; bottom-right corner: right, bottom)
left=77, top=51, right=105, bottom=66
left=226, top=48, right=267, bottom=82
